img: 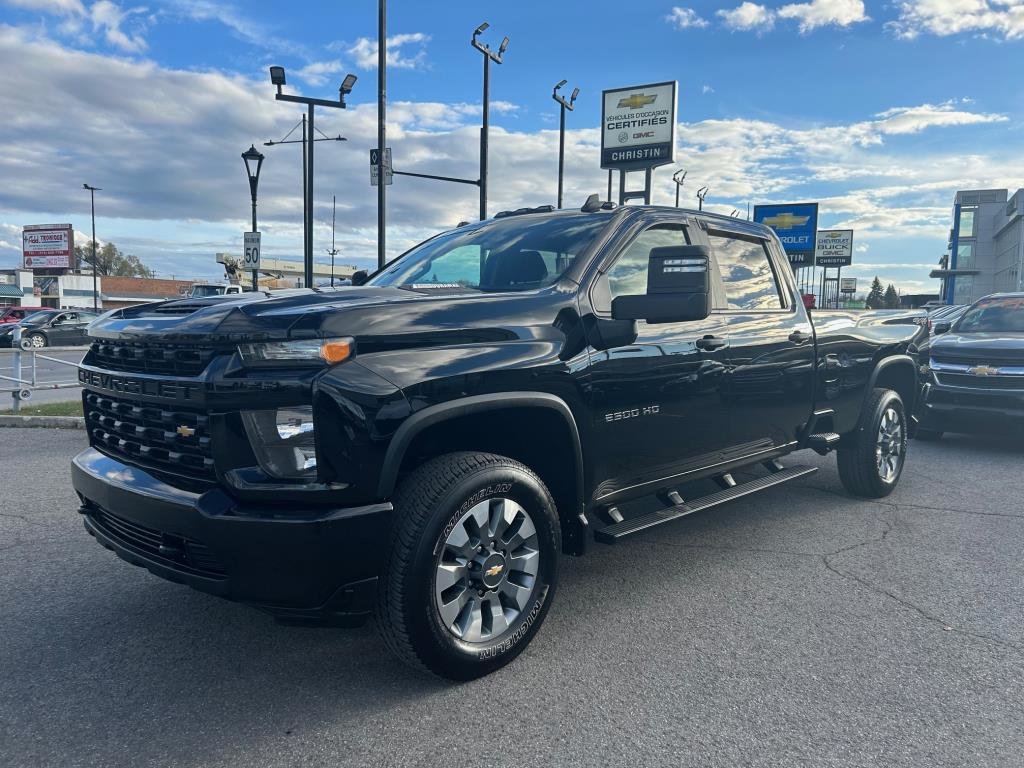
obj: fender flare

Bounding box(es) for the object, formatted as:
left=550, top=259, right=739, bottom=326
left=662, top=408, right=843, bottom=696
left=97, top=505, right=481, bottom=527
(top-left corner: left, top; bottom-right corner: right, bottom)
left=864, top=354, right=918, bottom=419
left=376, top=391, right=585, bottom=506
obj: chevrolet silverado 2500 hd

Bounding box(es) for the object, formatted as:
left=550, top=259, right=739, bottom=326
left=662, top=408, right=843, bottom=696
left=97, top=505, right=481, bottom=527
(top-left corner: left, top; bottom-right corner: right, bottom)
left=73, top=200, right=922, bottom=679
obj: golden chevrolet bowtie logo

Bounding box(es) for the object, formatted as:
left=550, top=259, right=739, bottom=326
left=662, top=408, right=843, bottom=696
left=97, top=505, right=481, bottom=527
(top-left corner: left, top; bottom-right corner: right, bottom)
left=763, top=212, right=811, bottom=229
left=176, top=425, right=196, bottom=438
left=617, top=93, right=657, bottom=109
left=485, top=564, right=504, bottom=578
left=968, top=365, right=1000, bottom=376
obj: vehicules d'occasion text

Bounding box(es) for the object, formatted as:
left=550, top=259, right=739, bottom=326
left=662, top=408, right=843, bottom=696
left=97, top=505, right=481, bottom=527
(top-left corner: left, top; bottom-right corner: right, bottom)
left=73, top=198, right=922, bottom=679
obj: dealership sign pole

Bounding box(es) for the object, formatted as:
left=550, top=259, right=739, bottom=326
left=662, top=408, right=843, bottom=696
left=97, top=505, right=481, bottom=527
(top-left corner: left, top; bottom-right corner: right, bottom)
left=601, top=81, right=677, bottom=205
left=815, top=229, right=854, bottom=309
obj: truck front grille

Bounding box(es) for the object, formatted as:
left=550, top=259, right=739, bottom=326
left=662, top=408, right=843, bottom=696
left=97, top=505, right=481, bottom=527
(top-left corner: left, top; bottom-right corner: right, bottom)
left=935, top=372, right=1024, bottom=390
left=85, top=392, right=216, bottom=484
left=87, top=341, right=219, bottom=377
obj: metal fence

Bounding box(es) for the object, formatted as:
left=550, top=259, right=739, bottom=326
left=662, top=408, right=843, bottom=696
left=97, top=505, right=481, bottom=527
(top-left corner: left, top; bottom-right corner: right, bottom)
left=1, top=327, right=82, bottom=414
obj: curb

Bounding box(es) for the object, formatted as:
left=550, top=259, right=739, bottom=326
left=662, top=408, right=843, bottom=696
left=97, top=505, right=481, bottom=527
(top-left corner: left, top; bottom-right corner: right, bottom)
left=0, top=415, right=85, bottom=429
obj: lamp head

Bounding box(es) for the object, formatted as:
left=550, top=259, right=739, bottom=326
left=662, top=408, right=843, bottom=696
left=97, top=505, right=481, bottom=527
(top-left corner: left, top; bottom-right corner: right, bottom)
left=570, top=87, right=579, bottom=105
left=498, top=36, right=510, bottom=55
left=341, top=73, right=357, bottom=94
left=473, top=21, right=489, bottom=37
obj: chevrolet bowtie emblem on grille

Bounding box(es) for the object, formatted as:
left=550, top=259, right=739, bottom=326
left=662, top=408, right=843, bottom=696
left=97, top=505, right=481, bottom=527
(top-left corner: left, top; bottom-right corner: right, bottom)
left=968, top=365, right=1000, bottom=376
left=763, top=212, right=811, bottom=229
left=176, top=425, right=196, bottom=438
left=485, top=564, right=504, bottom=578
left=617, top=93, right=657, bottom=109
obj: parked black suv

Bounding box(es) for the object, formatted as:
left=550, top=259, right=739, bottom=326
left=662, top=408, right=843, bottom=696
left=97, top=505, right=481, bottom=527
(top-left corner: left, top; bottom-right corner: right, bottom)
left=919, top=292, right=1024, bottom=438
left=73, top=202, right=921, bottom=679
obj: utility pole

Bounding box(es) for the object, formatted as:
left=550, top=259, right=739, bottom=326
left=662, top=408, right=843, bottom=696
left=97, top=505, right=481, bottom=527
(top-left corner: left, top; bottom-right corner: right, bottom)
left=377, top=0, right=387, bottom=269
left=327, top=194, right=339, bottom=287
left=83, top=184, right=100, bottom=311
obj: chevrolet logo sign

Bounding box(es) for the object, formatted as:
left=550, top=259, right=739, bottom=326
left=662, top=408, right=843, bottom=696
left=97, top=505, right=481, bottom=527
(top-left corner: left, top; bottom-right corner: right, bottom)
left=176, top=425, right=197, bottom=438
left=485, top=564, right=504, bottom=578
left=617, top=93, right=657, bottom=109
left=763, top=213, right=811, bottom=229
left=968, top=365, right=1000, bottom=376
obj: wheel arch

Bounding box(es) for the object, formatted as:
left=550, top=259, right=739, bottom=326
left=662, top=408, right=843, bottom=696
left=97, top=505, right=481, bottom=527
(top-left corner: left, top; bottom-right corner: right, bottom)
left=865, top=354, right=917, bottom=423
left=377, top=392, right=587, bottom=554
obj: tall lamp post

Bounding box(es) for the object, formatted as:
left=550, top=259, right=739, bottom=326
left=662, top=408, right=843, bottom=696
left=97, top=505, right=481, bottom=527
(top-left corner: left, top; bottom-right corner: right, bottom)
left=552, top=80, right=579, bottom=209
left=471, top=22, right=508, bottom=221
left=696, top=185, right=709, bottom=211
left=672, top=170, right=687, bottom=208
left=269, top=66, right=356, bottom=287
left=241, top=145, right=264, bottom=292
left=82, top=183, right=101, bottom=311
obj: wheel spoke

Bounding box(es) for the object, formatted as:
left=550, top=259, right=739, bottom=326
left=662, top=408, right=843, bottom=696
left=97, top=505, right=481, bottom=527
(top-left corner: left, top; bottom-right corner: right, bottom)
left=508, top=546, right=539, bottom=577
left=437, top=582, right=471, bottom=630
left=500, top=579, right=533, bottom=612
left=457, top=596, right=485, bottom=642
left=486, top=598, right=510, bottom=637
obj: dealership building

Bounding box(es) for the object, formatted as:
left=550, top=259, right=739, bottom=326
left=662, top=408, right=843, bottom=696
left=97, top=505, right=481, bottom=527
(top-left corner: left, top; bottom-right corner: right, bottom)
left=932, top=188, right=1024, bottom=304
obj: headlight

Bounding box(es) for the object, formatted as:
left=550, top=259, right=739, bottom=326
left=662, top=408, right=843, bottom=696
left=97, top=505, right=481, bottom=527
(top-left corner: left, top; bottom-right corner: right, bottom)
left=237, top=337, right=353, bottom=366
left=241, top=406, right=317, bottom=480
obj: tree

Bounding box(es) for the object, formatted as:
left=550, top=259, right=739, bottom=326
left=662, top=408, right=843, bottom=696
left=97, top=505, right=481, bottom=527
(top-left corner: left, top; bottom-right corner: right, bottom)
left=865, top=276, right=885, bottom=309
left=883, top=283, right=900, bottom=309
left=76, top=241, right=154, bottom=278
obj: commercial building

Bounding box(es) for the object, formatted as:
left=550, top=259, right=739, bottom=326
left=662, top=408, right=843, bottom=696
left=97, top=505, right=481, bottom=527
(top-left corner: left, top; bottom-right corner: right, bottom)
left=0, top=270, right=195, bottom=310
left=932, top=188, right=1024, bottom=304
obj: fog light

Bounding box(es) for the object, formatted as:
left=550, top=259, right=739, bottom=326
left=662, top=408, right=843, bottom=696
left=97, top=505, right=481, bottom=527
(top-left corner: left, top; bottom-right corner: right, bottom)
left=241, top=406, right=317, bottom=480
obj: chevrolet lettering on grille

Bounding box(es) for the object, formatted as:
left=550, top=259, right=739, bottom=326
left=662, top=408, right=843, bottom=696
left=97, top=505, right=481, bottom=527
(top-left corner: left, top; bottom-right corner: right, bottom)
left=78, top=369, right=195, bottom=400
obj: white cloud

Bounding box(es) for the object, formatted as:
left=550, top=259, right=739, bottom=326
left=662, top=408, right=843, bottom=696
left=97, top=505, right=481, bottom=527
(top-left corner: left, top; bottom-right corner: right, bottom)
left=346, top=32, right=430, bottom=70
left=777, top=0, right=869, bottom=32
left=88, top=0, right=148, bottom=53
left=718, top=2, right=776, bottom=32
left=4, top=0, right=84, bottom=13
left=666, top=7, right=709, bottom=29
left=702, top=84, right=715, bottom=94
left=296, top=59, right=345, bottom=87
left=888, top=0, right=1024, bottom=41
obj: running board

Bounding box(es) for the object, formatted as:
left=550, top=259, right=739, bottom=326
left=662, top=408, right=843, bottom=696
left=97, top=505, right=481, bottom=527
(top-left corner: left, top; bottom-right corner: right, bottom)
left=594, top=465, right=818, bottom=544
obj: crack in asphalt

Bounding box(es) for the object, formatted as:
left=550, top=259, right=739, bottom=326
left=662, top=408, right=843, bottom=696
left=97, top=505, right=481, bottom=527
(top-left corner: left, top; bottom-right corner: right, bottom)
left=0, top=511, right=45, bottom=527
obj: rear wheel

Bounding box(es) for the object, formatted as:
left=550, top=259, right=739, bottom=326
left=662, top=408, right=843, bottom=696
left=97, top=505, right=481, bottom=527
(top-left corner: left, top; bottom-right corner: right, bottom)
left=376, top=451, right=560, bottom=680
left=20, top=333, right=46, bottom=350
left=837, top=388, right=907, bottom=498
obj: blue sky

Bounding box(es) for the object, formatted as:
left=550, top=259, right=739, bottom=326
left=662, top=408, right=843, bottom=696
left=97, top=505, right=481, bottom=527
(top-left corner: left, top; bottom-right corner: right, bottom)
left=1, top=0, right=1023, bottom=294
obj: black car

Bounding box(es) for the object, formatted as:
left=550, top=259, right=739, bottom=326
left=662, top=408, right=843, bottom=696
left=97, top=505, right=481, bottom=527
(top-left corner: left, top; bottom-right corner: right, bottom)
left=920, top=293, right=1024, bottom=439
left=3, top=309, right=100, bottom=348
left=72, top=202, right=922, bottom=679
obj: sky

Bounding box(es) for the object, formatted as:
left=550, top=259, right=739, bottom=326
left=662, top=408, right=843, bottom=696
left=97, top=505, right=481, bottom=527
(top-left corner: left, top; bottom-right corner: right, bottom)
left=0, top=0, right=1022, bottom=295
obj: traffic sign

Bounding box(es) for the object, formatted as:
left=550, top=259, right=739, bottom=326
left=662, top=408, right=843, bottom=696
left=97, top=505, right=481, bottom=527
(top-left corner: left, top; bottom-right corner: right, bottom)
left=370, top=147, right=393, bottom=186
left=243, top=232, right=261, bottom=270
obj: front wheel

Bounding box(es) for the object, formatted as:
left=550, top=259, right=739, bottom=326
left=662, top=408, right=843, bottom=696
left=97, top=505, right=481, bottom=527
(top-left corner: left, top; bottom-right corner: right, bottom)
left=837, top=388, right=907, bottom=498
left=376, top=452, right=560, bottom=680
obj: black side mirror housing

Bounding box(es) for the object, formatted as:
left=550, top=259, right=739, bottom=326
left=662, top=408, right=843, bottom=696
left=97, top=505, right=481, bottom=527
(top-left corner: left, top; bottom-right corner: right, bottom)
left=351, top=270, right=368, bottom=287
left=611, top=245, right=711, bottom=324
left=932, top=321, right=951, bottom=334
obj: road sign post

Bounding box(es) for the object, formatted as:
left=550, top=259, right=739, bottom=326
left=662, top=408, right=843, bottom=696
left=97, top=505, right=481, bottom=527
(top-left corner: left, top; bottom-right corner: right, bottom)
left=243, top=232, right=261, bottom=290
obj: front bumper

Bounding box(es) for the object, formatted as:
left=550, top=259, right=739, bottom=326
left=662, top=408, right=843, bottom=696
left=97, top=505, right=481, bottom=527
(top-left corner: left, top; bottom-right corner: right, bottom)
left=73, top=448, right=392, bottom=624
left=923, top=385, right=1024, bottom=434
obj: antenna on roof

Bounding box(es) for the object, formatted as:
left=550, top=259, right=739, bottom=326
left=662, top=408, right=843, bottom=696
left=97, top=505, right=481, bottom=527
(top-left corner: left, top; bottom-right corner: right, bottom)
left=581, top=193, right=601, bottom=213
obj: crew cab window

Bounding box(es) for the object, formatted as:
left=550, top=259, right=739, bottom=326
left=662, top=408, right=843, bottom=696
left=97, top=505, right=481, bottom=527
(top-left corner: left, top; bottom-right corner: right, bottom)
left=709, top=232, right=784, bottom=310
left=957, top=296, right=1024, bottom=332
left=605, top=223, right=688, bottom=300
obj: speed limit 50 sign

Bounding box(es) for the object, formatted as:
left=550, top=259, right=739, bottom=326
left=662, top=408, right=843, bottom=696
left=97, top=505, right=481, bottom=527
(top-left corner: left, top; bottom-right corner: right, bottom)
left=243, top=232, right=261, bottom=270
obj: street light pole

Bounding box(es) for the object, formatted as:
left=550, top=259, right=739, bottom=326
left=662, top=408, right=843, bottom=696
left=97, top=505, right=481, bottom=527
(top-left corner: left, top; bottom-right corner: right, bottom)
left=471, top=22, right=508, bottom=221
left=82, top=184, right=100, bottom=311
left=672, top=170, right=687, bottom=208
left=696, top=185, right=709, bottom=211
left=377, top=0, right=387, bottom=269
left=269, top=66, right=356, bottom=287
left=241, top=145, right=264, bottom=292
left=552, top=80, right=579, bottom=209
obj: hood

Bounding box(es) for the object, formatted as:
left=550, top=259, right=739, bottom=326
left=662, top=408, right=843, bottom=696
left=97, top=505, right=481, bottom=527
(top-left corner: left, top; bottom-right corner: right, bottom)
left=929, top=331, right=1024, bottom=363
left=87, top=285, right=576, bottom=352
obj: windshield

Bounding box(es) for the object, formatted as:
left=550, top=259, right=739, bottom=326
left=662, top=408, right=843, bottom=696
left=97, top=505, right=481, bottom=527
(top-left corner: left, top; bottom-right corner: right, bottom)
left=190, top=285, right=225, bottom=297
left=955, top=296, right=1024, bottom=333
left=22, top=312, right=56, bottom=326
left=369, top=213, right=610, bottom=293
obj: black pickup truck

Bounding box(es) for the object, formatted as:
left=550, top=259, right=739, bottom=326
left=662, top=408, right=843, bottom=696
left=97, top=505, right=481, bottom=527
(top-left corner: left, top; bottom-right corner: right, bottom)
left=73, top=200, right=922, bottom=679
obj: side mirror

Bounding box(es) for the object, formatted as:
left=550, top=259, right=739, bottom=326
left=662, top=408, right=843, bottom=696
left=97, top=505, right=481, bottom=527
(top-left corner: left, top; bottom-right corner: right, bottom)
left=611, top=245, right=711, bottom=324
left=932, top=321, right=951, bottom=334
left=351, top=270, right=368, bottom=287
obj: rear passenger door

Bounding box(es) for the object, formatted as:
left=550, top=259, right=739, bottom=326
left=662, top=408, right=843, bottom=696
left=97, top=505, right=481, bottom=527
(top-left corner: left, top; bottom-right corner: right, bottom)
left=706, top=226, right=815, bottom=451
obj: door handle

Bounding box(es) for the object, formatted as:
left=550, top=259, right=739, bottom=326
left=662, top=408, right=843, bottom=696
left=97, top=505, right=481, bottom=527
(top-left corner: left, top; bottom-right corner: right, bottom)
left=789, top=330, right=810, bottom=344
left=696, top=335, right=728, bottom=351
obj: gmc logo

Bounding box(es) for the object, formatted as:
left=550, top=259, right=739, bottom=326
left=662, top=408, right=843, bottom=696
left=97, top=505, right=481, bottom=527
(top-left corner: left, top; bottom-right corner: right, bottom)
left=78, top=368, right=195, bottom=400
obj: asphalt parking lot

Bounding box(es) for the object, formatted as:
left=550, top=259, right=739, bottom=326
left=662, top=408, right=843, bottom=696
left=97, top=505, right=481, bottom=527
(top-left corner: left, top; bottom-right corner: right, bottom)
left=1, top=429, right=1021, bottom=767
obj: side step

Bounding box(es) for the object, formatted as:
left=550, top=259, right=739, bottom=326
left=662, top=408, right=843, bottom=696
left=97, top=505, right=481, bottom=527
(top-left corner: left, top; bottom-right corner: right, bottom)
left=806, top=432, right=841, bottom=455
left=594, top=465, right=818, bottom=544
